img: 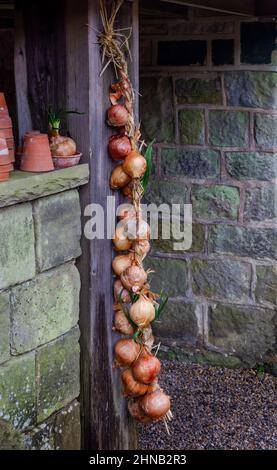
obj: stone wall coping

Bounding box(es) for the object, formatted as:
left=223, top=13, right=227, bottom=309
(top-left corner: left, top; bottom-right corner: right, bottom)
left=0, top=164, right=89, bottom=208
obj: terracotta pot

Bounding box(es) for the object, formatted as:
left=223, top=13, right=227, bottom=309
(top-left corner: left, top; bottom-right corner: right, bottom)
left=0, top=93, right=8, bottom=115
left=0, top=135, right=11, bottom=165
left=0, top=162, right=13, bottom=182
left=52, top=152, right=82, bottom=169
left=6, top=137, right=14, bottom=148
left=21, top=133, right=54, bottom=172
left=15, top=131, right=40, bottom=169
left=0, top=132, right=14, bottom=165
left=0, top=115, right=12, bottom=129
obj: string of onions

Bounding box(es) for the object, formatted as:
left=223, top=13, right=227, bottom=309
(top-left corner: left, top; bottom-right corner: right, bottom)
left=99, top=0, right=172, bottom=430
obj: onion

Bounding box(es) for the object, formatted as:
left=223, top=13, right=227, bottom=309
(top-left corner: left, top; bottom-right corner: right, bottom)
left=142, top=326, right=155, bottom=351
left=113, top=279, right=131, bottom=303
left=122, top=181, right=133, bottom=198
left=117, top=203, right=136, bottom=220
left=50, top=134, right=76, bottom=157
left=112, top=253, right=133, bottom=276
left=140, top=389, right=171, bottom=420
left=123, top=218, right=150, bottom=241
left=128, top=399, right=152, bottom=423
left=114, top=309, right=134, bottom=336
left=108, top=135, right=131, bottom=160
left=122, top=368, right=149, bottom=397
left=133, top=240, right=151, bottom=260
left=132, top=352, right=161, bottom=384
left=129, top=296, right=155, bottom=328
left=123, top=151, right=147, bottom=178
left=114, top=339, right=141, bottom=367
left=112, top=226, right=132, bottom=251
left=110, top=165, right=131, bottom=189
left=120, top=264, right=147, bottom=293
left=107, top=105, right=129, bottom=127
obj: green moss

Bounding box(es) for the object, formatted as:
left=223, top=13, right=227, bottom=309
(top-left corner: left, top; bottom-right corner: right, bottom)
left=179, top=109, right=205, bottom=145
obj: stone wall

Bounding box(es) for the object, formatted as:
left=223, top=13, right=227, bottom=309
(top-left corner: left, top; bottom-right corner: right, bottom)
left=140, top=7, right=277, bottom=371
left=0, top=165, right=89, bottom=449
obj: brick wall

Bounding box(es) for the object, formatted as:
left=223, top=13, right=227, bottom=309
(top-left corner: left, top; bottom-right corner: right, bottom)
left=0, top=167, right=88, bottom=449
left=140, top=7, right=277, bottom=371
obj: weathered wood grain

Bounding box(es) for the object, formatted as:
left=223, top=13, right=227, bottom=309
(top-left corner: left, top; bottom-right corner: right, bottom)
left=68, top=0, right=139, bottom=450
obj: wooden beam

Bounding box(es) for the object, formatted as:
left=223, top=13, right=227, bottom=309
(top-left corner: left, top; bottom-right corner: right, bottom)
left=69, top=0, right=138, bottom=449
left=162, top=0, right=255, bottom=16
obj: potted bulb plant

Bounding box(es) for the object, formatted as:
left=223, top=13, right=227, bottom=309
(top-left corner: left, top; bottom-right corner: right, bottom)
left=48, top=106, right=83, bottom=168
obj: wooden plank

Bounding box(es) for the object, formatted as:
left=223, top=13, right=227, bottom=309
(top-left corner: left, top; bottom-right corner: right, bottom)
left=14, top=0, right=67, bottom=138
left=68, top=0, right=138, bottom=449
left=162, top=0, right=255, bottom=16
left=14, top=6, right=32, bottom=140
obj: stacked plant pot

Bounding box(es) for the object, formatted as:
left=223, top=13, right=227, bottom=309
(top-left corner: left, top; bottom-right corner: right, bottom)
left=0, top=93, right=15, bottom=169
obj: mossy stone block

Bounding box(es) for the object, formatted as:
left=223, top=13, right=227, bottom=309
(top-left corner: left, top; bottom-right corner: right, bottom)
left=144, top=257, right=188, bottom=297
left=0, top=292, right=10, bottom=364
left=191, top=257, right=251, bottom=302
left=179, top=109, right=205, bottom=145
left=0, top=203, right=35, bottom=290
left=192, top=185, right=240, bottom=221
left=11, top=263, right=80, bottom=354
left=175, top=75, right=222, bottom=104
left=140, top=77, right=174, bottom=143
left=256, top=265, right=277, bottom=305
left=209, top=111, right=248, bottom=147
left=208, top=304, right=276, bottom=366
left=161, top=148, right=219, bottom=179
left=36, top=328, right=80, bottom=422
left=33, top=190, right=82, bottom=272
left=0, top=353, right=36, bottom=430
left=225, top=152, right=276, bottom=181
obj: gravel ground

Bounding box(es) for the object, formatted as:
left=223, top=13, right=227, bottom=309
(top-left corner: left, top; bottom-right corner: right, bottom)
left=138, top=361, right=277, bottom=450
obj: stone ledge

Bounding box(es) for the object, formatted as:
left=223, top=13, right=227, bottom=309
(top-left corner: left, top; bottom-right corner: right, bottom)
left=0, top=164, right=89, bottom=209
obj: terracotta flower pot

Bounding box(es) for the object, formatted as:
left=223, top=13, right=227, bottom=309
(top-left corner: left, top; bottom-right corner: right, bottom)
left=52, top=152, right=82, bottom=169
left=21, top=133, right=54, bottom=172
left=0, top=163, right=13, bottom=182
left=0, top=115, right=12, bottom=129
left=0, top=135, right=11, bottom=165
left=0, top=132, right=14, bottom=165
left=0, top=93, right=8, bottom=115
left=15, top=131, right=40, bottom=169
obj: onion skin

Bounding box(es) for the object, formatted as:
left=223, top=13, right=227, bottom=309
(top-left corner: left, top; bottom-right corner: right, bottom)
left=122, top=368, right=149, bottom=397
left=107, top=105, right=129, bottom=127
left=112, top=226, right=132, bottom=251
left=117, top=203, right=136, bottom=220
left=123, top=218, right=150, bottom=241
left=108, top=135, right=131, bottom=160
left=128, top=399, right=152, bottom=423
left=113, top=279, right=131, bottom=303
left=132, top=353, right=161, bottom=385
left=113, top=309, right=134, bottom=336
left=112, top=253, right=133, bottom=276
left=120, top=264, right=147, bottom=293
left=114, top=339, right=141, bottom=367
left=123, top=151, right=147, bottom=178
left=122, top=181, right=133, bottom=198
left=50, top=134, right=76, bottom=157
left=133, top=240, right=151, bottom=260
left=140, top=389, right=171, bottom=420
left=129, top=296, right=155, bottom=328
left=110, top=165, right=131, bottom=189
left=142, top=326, right=155, bottom=352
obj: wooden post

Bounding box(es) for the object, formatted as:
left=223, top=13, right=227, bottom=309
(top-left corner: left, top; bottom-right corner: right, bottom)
left=68, top=0, right=139, bottom=449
